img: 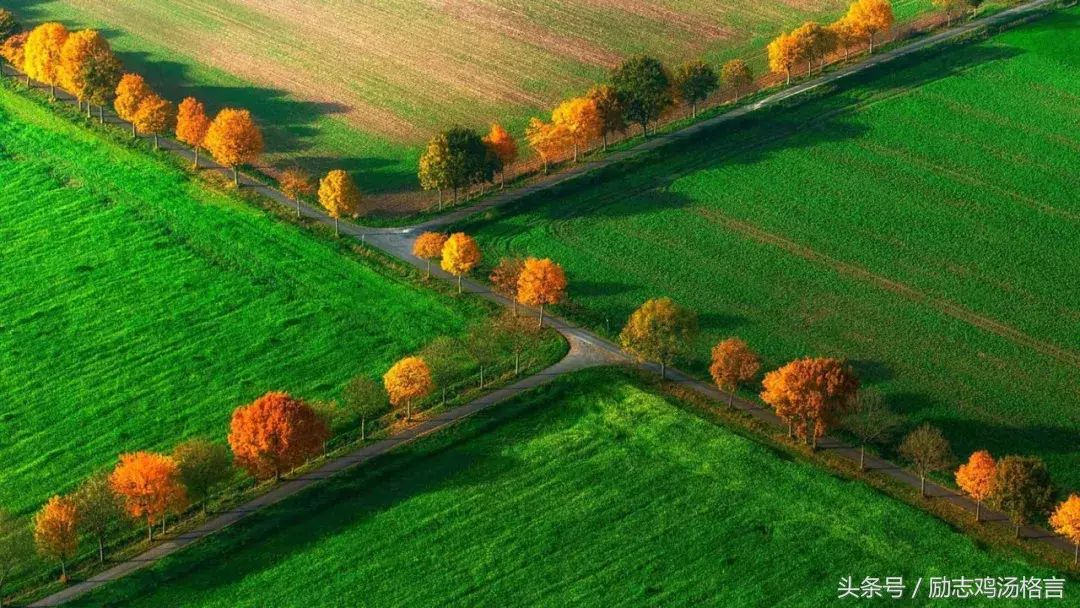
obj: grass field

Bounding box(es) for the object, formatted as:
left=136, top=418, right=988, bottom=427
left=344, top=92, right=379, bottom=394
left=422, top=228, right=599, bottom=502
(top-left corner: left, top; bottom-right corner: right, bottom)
left=76, top=369, right=1058, bottom=606
left=0, top=81, right=500, bottom=514
left=6, top=0, right=934, bottom=207
left=458, top=10, right=1080, bottom=489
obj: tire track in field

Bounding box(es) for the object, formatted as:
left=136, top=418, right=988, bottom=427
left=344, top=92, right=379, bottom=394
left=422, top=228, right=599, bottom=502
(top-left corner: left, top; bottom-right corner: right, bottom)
left=687, top=206, right=1080, bottom=370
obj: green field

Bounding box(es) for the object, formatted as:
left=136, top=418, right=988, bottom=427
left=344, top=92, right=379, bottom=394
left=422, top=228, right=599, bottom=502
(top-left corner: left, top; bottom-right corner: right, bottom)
left=458, top=11, right=1080, bottom=488
left=77, top=370, right=1058, bottom=606
left=4, top=0, right=935, bottom=210
left=0, top=82, right=494, bottom=514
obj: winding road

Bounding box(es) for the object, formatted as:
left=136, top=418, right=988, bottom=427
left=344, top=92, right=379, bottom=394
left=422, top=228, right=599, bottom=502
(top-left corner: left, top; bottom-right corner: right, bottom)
left=19, top=0, right=1071, bottom=603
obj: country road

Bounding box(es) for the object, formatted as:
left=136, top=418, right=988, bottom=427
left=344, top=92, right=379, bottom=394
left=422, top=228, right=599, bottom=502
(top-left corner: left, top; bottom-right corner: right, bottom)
left=16, top=0, right=1072, bottom=603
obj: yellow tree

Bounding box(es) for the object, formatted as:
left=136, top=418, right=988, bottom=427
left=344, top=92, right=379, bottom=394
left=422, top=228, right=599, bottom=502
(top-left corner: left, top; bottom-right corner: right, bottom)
left=204, top=108, right=264, bottom=186
left=1050, top=495, right=1080, bottom=564
left=829, top=18, right=861, bottom=63
left=441, top=232, right=481, bottom=293
left=59, top=30, right=119, bottom=117
left=721, top=59, right=754, bottom=103
left=418, top=133, right=452, bottom=209
left=114, top=73, right=152, bottom=138
left=793, top=22, right=836, bottom=75
left=552, top=97, right=601, bottom=163
left=619, top=297, right=698, bottom=380
left=318, top=169, right=362, bottom=236
left=176, top=97, right=211, bottom=168
left=279, top=167, right=316, bottom=217
left=768, top=31, right=807, bottom=85
left=33, top=495, right=79, bottom=583
left=709, top=338, right=761, bottom=409
left=847, top=0, right=894, bottom=54
left=516, top=257, right=567, bottom=327
left=413, top=232, right=448, bottom=279
left=483, top=124, right=518, bottom=188
left=1, top=32, right=29, bottom=79
left=24, top=22, right=68, bottom=99
left=761, top=357, right=860, bottom=449
left=383, top=356, right=433, bottom=421
left=956, top=450, right=996, bottom=522
left=525, top=117, right=569, bottom=174
left=132, top=94, right=175, bottom=150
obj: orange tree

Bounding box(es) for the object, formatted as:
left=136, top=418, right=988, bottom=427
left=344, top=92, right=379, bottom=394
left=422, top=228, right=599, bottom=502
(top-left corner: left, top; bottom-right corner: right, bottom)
left=768, top=30, right=807, bottom=85
left=1, top=32, right=29, bottom=78
left=24, top=22, right=68, bottom=98
left=619, top=297, right=698, bottom=380
left=33, top=495, right=79, bottom=583
left=132, top=94, right=175, bottom=150
left=58, top=30, right=120, bottom=117
left=760, top=357, right=859, bottom=449
left=490, top=256, right=525, bottom=314
left=318, top=169, right=362, bottom=236
left=829, top=17, right=861, bottom=62
left=517, top=257, right=567, bottom=327
left=110, top=451, right=186, bottom=541
left=846, top=0, right=894, bottom=54
left=552, top=96, right=601, bottom=163
left=228, top=392, right=328, bottom=482
left=525, top=118, right=569, bottom=174
left=114, top=73, right=152, bottom=137
left=1050, top=495, right=1080, bottom=564
left=384, top=356, right=433, bottom=421
left=204, top=108, right=264, bottom=185
left=278, top=167, right=316, bottom=217
left=708, top=337, right=761, bottom=409
left=441, top=232, right=482, bottom=293
left=956, top=450, right=997, bottom=522
left=412, top=232, right=448, bottom=279
left=482, top=124, right=518, bottom=187
left=176, top=97, right=211, bottom=168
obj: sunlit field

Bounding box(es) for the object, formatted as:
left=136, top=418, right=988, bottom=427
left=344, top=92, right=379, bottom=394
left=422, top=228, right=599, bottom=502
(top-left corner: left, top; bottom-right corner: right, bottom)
left=77, top=370, right=1055, bottom=607
left=460, top=10, right=1080, bottom=488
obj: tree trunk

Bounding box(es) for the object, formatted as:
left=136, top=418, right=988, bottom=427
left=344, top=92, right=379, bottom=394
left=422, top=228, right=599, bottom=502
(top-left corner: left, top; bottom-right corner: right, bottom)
left=153, top=134, right=159, bottom=150
left=438, top=189, right=443, bottom=210
left=512, top=298, right=518, bottom=317
left=147, top=523, right=153, bottom=542
left=442, top=386, right=447, bottom=407
left=457, top=275, right=463, bottom=294
left=194, top=147, right=200, bottom=170
left=361, top=417, right=366, bottom=442
left=49, top=84, right=55, bottom=99
left=59, top=560, right=66, bottom=583
left=334, top=217, right=340, bottom=237
left=920, top=475, right=926, bottom=497
left=426, top=259, right=432, bottom=279
left=808, top=58, right=813, bottom=77
left=573, top=142, right=578, bottom=163
left=538, top=304, right=545, bottom=328
left=869, top=34, right=875, bottom=55
left=734, top=89, right=740, bottom=104
left=542, top=158, right=549, bottom=175
left=602, top=132, right=608, bottom=152
left=859, top=444, right=866, bottom=471
left=641, top=121, right=649, bottom=139
left=480, top=366, right=485, bottom=388
left=296, top=198, right=301, bottom=217
left=811, top=432, right=818, bottom=451
left=86, top=103, right=91, bottom=118
left=787, top=420, right=793, bottom=438
left=660, top=361, right=666, bottom=379
left=98, top=536, right=104, bottom=564
left=407, top=398, right=412, bottom=421
left=728, top=389, right=735, bottom=409
left=99, top=105, right=104, bottom=123
left=515, top=351, right=520, bottom=376
left=162, top=514, right=167, bottom=535
left=975, top=500, right=981, bottom=522
left=453, top=188, right=458, bottom=204
left=1074, top=542, right=1078, bottom=564
left=274, top=467, right=281, bottom=483
left=132, top=122, right=137, bottom=138
left=692, top=101, right=697, bottom=119
left=1015, top=523, right=1021, bottom=539
left=786, top=69, right=791, bottom=85
left=232, top=166, right=239, bottom=186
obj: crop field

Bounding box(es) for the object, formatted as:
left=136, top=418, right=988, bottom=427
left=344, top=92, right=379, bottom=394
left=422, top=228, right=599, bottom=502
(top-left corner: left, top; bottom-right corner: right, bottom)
left=458, top=10, right=1080, bottom=489
left=7, top=0, right=934, bottom=209
left=76, top=369, right=1055, bottom=607
left=0, top=82, right=497, bottom=514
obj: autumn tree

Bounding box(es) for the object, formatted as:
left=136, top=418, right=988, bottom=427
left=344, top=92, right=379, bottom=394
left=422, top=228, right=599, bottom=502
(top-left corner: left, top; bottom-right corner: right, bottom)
left=709, top=337, right=761, bottom=409
left=24, top=22, right=68, bottom=99
left=840, top=388, right=900, bottom=471
left=318, top=169, right=362, bottom=236
left=110, top=451, right=186, bottom=541
left=413, top=232, right=448, bottom=279
left=204, top=108, right=264, bottom=185
left=441, top=232, right=481, bottom=293
left=992, top=455, right=1054, bottom=539
left=384, top=356, right=433, bottom=421
left=768, top=31, right=807, bottom=85
left=495, top=309, right=541, bottom=375
left=847, top=0, right=894, bottom=54
left=133, top=94, right=175, bottom=150
left=228, top=392, right=328, bottom=482
left=1050, top=495, right=1080, bottom=563
left=173, top=439, right=232, bottom=514
left=898, top=424, right=953, bottom=497
left=673, top=59, right=719, bottom=119
left=176, top=97, right=211, bottom=168
left=34, top=496, right=78, bottom=583
left=464, top=319, right=505, bottom=388
left=552, top=96, right=602, bottom=163
left=721, top=59, right=754, bottom=103
left=0, top=32, right=28, bottom=79
left=418, top=133, right=452, bottom=209
left=829, top=18, right=861, bottom=63
left=278, top=167, right=316, bottom=217
left=760, top=357, right=859, bottom=449
left=419, top=336, right=470, bottom=406
left=490, top=256, right=525, bottom=315
left=525, top=118, right=568, bottom=174
left=342, top=375, right=387, bottom=441
left=793, top=21, right=837, bottom=74
left=933, top=0, right=969, bottom=26
left=0, top=510, right=33, bottom=606
left=611, top=55, right=673, bottom=137
left=0, top=10, right=20, bottom=43
left=955, top=450, right=997, bottom=522
left=114, top=74, right=152, bottom=137
left=71, top=472, right=123, bottom=564
left=517, top=257, right=567, bottom=327
left=483, top=124, right=518, bottom=188
left=620, top=297, right=698, bottom=380
left=586, top=84, right=626, bottom=151
left=59, top=30, right=119, bottom=117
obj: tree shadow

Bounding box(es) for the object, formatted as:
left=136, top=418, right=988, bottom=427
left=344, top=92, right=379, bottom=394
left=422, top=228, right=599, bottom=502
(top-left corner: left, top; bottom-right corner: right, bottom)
left=849, top=359, right=895, bottom=385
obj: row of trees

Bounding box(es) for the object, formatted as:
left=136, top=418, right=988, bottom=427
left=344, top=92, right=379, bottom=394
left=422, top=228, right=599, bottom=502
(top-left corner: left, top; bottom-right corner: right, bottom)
left=417, top=125, right=520, bottom=208
left=611, top=294, right=1080, bottom=558
left=0, top=18, right=265, bottom=186
left=768, top=0, right=894, bottom=85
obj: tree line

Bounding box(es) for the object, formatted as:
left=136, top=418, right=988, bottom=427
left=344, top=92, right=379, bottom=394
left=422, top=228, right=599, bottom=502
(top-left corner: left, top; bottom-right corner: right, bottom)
left=612, top=294, right=1080, bottom=562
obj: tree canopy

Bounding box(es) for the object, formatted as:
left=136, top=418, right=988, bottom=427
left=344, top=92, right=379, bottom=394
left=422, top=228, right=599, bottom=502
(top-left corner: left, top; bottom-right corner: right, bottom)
left=673, top=59, right=719, bottom=118
left=619, top=297, right=698, bottom=379
left=610, top=55, right=673, bottom=136
left=227, top=392, right=328, bottom=482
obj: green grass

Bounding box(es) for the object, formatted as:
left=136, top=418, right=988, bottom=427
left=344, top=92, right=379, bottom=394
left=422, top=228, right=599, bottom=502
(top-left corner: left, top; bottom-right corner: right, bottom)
left=458, top=10, right=1080, bottom=489
left=77, top=369, right=1059, bottom=607
left=0, top=81, right=493, bottom=514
